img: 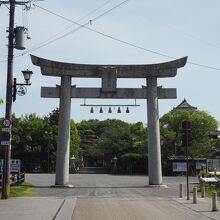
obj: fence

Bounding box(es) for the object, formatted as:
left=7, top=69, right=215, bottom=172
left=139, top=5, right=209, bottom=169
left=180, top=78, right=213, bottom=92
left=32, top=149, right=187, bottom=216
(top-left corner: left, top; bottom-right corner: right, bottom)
left=0, top=173, right=25, bottom=189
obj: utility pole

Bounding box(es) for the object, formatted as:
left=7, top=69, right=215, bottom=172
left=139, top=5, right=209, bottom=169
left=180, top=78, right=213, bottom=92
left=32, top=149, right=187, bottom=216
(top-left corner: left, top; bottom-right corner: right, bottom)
left=1, top=0, right=32, bottom=199
left=1, top=0, right=15, bottom=200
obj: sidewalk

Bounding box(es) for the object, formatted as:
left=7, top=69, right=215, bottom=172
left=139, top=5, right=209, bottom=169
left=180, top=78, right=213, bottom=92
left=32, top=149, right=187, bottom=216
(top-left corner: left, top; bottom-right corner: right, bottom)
left=0, top=196, right=219, bottom=220
left=0, top=197, right=76, bottom=220
left=174, top=197, right=220, bottom=220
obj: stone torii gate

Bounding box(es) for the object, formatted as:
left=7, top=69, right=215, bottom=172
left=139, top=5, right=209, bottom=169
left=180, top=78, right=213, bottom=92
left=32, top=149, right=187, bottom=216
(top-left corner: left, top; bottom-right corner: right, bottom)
left=31, top=55, right=187, bottom=186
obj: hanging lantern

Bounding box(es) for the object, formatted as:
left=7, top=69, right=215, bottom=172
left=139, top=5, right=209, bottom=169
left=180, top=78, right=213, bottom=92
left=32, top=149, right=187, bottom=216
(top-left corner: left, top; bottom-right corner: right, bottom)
left=126, top=107, right=130, bottom=113
left=117, top=107, right=121, bottom=113
left=99, top=107, right=103, bottom=113
left=90, top=107, right=94, bottom=113
left=108, top=107, right=112, bottom=113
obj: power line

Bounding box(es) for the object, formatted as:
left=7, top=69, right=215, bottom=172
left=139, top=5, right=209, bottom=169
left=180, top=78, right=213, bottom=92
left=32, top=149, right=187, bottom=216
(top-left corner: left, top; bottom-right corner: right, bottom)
left=0, top=0, right=124, bottom=59
left=1, top=0, right=132, bottom=59
left=34, top=0, right=115, bottom=50
left=30, top=3, right=220, bottom=70
left=1, top=1, right=220, bottom=71
left=118, top=5, right=220, bottom=51
left=77, top=0, right=114, bottom=22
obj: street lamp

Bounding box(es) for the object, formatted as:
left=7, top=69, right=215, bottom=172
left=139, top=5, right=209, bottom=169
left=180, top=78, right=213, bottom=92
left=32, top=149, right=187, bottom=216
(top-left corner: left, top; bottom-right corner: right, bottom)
left=113, top=155, right=118, bottom=174
left=12, top=69, right=33, bottom=102
left=70, top=155, right=76, bottom=173
left=22, top=69, right=33, bottom=84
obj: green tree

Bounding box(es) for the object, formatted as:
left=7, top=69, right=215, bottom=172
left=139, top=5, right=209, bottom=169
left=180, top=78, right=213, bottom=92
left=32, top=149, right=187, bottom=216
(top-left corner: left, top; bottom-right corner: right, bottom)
left=11, top=110, right=81, bottom=172
left=12, top=113, right=49, bottom=171
left=97, top=119, right=132, bottom=161
left=77, top=119, right=148, bottom=173
left=160, top=109, right=218, bottom=160
left=70, top=119, right=81, bottom=164
left=44, top=108, right=81, bottom=169
left=77, top=120, right=100, bottom=166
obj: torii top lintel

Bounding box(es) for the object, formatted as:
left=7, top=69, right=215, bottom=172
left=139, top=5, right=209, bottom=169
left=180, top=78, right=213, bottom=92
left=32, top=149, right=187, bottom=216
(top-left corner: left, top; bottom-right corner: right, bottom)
left=31, top=55, right=187, bottom=78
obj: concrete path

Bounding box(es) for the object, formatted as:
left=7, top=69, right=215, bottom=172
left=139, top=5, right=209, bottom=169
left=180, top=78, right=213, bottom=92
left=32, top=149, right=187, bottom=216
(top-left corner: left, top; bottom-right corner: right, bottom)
left=0, top=196, right=219, bottom=220
left=0, top=174, right=219, bottom=220
left=72, top=197, right=219, bottom=220
left=0, top=197, right=76, bottom=220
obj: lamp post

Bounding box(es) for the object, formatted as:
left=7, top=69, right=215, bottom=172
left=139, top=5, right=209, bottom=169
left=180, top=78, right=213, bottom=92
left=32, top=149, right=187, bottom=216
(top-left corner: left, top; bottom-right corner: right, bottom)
left=70, top=155, right=76, bottom=173
left=113, top=155, right=118, bottom=174
left=13, top=69, right=33, bottom=102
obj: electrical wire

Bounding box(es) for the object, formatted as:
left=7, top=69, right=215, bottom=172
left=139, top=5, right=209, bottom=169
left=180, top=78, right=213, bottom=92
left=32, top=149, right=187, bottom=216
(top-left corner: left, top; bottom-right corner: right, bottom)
left=25, top=0, right=115, bottom=55
left=28, top=3, right=220, bottom=70
left=76, top=0, right=114, bottom=22
left=1, top=1, right=220, bottom=71
left=0, top=0, right=118, bottom=59
left=116, top=5, right=220, bottom=51
left=1, top=0, right=131, bottom=60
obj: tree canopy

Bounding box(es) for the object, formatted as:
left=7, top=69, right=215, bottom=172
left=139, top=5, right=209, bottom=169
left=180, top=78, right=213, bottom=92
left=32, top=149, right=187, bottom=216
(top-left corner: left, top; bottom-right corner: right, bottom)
left=0, top=106, right=219, bottom=174
left=160, top=109, right=218, bottom=159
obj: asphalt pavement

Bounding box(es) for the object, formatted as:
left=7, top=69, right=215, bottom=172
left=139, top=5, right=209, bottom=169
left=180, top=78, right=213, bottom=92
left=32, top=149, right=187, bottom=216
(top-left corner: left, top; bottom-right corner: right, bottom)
left=0, top=174, right=219, bottom=220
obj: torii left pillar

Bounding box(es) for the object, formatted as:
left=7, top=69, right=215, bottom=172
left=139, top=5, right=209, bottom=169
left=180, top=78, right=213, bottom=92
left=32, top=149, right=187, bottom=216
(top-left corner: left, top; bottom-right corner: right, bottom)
left=55, top=75, right=72, bottom=186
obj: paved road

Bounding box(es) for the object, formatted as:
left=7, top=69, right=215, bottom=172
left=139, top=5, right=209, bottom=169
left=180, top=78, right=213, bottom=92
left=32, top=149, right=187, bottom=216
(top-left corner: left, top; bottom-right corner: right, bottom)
left=72, top=197, right=216, bottom=220
left=20, top=174, right=219, bottom=220
left=26, top=174, right=198, bottom=198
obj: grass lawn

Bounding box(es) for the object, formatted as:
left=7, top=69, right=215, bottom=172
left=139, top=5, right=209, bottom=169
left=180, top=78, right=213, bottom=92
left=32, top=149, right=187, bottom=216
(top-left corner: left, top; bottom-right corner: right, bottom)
left=1, top=182, right=36, bottom=197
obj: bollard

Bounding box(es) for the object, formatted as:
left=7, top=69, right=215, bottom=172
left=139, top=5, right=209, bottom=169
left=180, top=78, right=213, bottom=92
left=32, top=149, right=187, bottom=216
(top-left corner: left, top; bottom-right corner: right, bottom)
left=212, top=192, right=218, bottom=211
left=201, top=183, right=205, bottom=198
left=193, top=187, right=197, bottom=204
left=179, top=184, right=183, bottom=198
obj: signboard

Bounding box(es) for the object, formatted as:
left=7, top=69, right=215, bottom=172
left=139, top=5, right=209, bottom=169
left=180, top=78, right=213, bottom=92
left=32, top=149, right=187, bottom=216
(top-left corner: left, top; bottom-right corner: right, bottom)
left=0, top=159, right=21, bottom=173
left=1, top=127, right=10, bottom=132
left=1, top=141, right=10, bottom=145
left=2, top=119, right=11, bottom=127
left=172, top=162, right=187, bottom=172
left=1, top=132, right=10, bottom=141
left=207, top=159, right=220, bottom=172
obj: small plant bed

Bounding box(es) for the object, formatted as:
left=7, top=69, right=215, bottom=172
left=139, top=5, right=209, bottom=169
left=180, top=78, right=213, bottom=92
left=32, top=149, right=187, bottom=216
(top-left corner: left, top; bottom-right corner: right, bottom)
left=1, top=182, right=36, bottom=197
left=191, top=183, right=220, bottom=197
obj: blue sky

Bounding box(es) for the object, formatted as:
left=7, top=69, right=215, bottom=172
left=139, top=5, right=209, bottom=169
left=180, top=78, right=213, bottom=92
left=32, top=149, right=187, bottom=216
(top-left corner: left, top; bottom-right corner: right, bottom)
left=0, top=0, right=220, bottom=125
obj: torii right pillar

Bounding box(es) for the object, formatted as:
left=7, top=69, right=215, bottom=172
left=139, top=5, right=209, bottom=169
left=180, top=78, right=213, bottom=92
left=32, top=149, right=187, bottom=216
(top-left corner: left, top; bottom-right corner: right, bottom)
left=147, top=76, right=162, bottom=185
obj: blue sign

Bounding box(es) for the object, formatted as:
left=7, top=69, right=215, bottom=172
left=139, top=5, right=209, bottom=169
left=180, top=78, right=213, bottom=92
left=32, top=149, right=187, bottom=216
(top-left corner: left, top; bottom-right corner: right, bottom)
left=1, top=132, right=10, bottom=141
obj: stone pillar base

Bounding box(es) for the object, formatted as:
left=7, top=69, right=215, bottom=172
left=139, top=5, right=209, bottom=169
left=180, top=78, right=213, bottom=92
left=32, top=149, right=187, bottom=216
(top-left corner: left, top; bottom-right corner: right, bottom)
left=51, top=184, right=74, bottom=188
left=144, top=184, right=168, bottom=188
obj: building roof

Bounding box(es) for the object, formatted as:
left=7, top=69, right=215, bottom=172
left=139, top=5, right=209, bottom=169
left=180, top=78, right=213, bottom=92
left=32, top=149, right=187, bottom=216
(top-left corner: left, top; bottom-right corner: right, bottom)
left=175, top=98, right=197, bottom=110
